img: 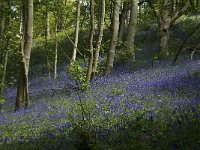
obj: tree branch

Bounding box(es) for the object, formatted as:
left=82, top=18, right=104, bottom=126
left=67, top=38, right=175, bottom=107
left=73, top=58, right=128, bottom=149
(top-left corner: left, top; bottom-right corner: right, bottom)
left=170, top=5, right=188, bottom=24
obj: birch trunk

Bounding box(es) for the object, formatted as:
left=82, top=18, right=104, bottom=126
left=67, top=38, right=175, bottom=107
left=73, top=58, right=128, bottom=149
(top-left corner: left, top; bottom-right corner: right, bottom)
left=91, top=0, right=105, bottom=79
left=15, top=0, right=33, bottom=110
left=105, top=0, right=121, bottom=74
left=71, top=0, right=81, bottom=62
left=86, top=0, right=95, bottom=82
left=54, top=23, right=58, bottom=79
left=45, top=0, right=51, bottom=78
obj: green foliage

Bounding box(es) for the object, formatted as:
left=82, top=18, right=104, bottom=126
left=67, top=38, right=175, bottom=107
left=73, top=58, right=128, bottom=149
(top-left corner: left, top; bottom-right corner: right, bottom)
left=67, top=61, right=88, bottom=90
left=176, top=15, right=200, bottom=47
left=0, top=64, right=3, bottom=80
left=0, top=95, right=6, bottom=111
left=190, top=69, right=200, bottom=78
left=116, top=41, right=141, bottom=64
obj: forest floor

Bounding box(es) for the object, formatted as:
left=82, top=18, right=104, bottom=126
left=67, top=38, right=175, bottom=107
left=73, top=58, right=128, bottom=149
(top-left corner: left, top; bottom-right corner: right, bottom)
left=0, top=56, right=200, bottom=149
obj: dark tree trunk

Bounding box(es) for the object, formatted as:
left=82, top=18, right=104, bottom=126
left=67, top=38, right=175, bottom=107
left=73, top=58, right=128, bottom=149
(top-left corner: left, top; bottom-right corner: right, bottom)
left=86, top=0, right=95, bottom=82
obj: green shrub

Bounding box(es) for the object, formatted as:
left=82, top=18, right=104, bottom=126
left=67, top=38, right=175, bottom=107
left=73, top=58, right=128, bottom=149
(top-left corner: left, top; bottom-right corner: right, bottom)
left=67, top=61, right=88, bottom=90
left=0, top=95, right=6, bottom=110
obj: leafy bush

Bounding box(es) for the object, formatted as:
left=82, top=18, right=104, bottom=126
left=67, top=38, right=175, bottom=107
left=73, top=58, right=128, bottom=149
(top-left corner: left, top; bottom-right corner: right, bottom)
left=67, top=61, right=87, bottom=90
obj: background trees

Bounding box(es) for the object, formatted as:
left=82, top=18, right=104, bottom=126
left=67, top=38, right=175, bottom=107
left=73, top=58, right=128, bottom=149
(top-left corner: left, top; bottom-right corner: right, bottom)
left=0, top=0, right=199, bottom=109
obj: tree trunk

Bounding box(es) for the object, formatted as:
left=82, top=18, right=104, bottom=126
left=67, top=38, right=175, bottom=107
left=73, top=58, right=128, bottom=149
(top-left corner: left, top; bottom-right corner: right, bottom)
left=158, top=0, right=170, bottom=54
left=0, top=17, right=5, bottom=39
left=105, top=0, right=121, bottom=74
left=71, top=0, right=81, bottom=62
left=126, top=0, right=138, bottom=62
left=158, top=27, right=170, bottom=54
left=118, top=0, right=129, bottom=41
left=0, top=40, right=9, bottom=94
left=15, top=0, right=33, bottom=110
left=0, top=14, right=5, bottom=64
left=45, top=0, right=51, bottom=78
left=91, top=0, right=105, bottom=79
left=54, top=22, right=58, bottom=79
left=86, top=0, right=95, bottom=82
left=148, top=0, right=188, bottom=55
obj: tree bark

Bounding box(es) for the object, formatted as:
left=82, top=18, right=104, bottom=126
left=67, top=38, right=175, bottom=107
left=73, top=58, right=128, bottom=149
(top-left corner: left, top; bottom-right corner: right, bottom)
left=91, top=0, right=105, bottom=79
left=148, top=0, right=189, bottom=54
left=86, top=0, right=95, bottom=82
left=45, top=0, right=51, bottom=78
left=0, top=40, right=9, bottom=94
left=105, top=0, right=121, bottom=74
left=126, top=0, right=138, bottom=62
left=71, top=0, right=81, bottom=62
left=0, top=17, right=5, bottom=39
left=158, top=27, right=170, bottom=54
left=118, top=0, right=130, bottom=42
left=54, top=22, right=58, bottom=79
left=15, top=0, right=33, bottom=110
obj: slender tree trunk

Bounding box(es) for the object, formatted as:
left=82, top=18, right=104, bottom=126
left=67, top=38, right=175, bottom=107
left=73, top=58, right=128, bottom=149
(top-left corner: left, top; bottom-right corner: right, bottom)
left=0, top=17, right=5, bottom=38
left=57, top=1, right=65, bottom=31
left=54, top=22, right=58, bottom=79
left=0, top=16, right=5, bottom=64
left=71, top=0, right=81, bottom=62
left=86, top=0, right=95, bottom=82
left=173, top=0, right=177, bottom=13
left=126, top=0, right=138, bottom=62
left=91, top=0, right=105, bottom=79
left=118, top=0, right=129, bottom=41
left=105, top=0, right=121, bottom=74
left=0, top=40, right=9, bottom=94
left=45, top=0, right=51, bottom=78
left=15, top=0, right=33, bottom=110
